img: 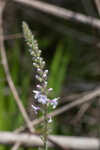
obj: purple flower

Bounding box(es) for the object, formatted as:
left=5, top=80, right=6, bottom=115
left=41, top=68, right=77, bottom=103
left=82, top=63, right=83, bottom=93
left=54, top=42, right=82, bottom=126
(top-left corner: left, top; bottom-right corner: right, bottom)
left=32, top=105, right=40, bottom=114
left=33, top=90, right=48, bottom=104
left=49, top=98, right=59, bottom=109
left=37, top=94, right=48, bottom=104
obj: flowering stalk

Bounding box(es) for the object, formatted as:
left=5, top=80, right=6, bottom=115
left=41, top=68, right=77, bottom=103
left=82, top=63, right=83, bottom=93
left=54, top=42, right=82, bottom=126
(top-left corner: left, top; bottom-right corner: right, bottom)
left=22, top=22, right=59, bottom=150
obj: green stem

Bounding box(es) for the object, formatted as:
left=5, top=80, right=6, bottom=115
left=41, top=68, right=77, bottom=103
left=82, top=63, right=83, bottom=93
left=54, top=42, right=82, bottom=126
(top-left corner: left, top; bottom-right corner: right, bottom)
left=44, top=104, right=48, bottom=150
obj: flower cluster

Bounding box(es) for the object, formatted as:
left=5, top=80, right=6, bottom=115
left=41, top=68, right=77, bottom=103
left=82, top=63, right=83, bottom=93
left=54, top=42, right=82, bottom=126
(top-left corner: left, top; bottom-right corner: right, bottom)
left=23, top=22, right=59, bottom=122
left=33, top=90, right=59, bottom=109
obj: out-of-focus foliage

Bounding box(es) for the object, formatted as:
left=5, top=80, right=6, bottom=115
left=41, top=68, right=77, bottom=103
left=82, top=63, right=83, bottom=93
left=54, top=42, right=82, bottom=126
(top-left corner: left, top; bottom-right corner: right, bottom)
left=0, top=40, right=31, bottom=150
left=48, top=38, right=73, bottom=97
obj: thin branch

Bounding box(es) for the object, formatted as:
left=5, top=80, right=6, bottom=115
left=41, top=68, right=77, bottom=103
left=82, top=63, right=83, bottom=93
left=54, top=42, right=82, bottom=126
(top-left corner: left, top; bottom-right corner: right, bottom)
left=0, top=0, right=34, bottom=133
left=0, top=12, right=99, bottom=46
left=71, top=102, right=91, bottom=124
left=14, top=0, right=100, bottom=30
left=11, top=142, right=21, bottom=150
left=0, top=33, right=23, bottom=40
left=27, top=10, right=100, bottom=47
left=0, top=131, right=100, bottom=150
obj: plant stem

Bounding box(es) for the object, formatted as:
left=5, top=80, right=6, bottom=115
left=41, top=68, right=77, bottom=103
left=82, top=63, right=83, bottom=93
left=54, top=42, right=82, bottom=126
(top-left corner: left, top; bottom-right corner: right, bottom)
left=44, top=104, right=48, bottom=150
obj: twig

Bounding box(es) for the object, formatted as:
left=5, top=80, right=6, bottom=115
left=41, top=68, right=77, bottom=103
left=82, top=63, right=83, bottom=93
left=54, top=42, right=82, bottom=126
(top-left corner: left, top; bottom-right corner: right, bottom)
left=71, top=102, right=91, bottom=124
left=0, top=131, right=100, bottom=150
left=0, top=0, right=34, bottom=133
left=11, top=142, right=21, bottom=150
left=0, top=11, right=99, bottom=46
left=28, top=10, right=100, bottom=47
left=14, top=0, right=100, bottom=30
left=0, top=33, right=23, bottom=40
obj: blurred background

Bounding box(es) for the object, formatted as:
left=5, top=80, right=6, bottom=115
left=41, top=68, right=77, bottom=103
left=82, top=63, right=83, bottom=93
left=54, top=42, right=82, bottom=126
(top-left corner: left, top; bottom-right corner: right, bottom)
left=0, top=0, right=100, bottom=149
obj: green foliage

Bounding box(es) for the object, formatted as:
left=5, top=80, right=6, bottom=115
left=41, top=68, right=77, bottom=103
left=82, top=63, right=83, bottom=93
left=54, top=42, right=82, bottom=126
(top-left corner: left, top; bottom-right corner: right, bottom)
left=48, top=38, right=73, bottom=97
left=0, top=64, right=7, bottom=131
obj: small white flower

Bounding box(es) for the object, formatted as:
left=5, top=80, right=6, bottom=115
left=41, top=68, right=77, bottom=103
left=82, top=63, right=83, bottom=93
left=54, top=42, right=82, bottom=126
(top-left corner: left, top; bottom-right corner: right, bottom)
left=38, top=50, right=41, bottom=54
left=42, top=61, right=45, bottom=66
left=48, top=116, right=52, bottom=123
left=36, top=85, right=41, bottom=89
left=30, top=51, right=34, bottom=55
left=39, top=57, right=43, bottom=62
left=43, top=73, right=47, bottom=78
left=33, top=62, right=37, bottom=66
left=48, top=88, right=53, bottom=92
left=37, top=68, right=41, bottom=72
left=44, top=70, right=48, bottom=74
left=35, top=75, right=39, bottom=79
left=37, top=57, right=40, bottom=60
left=44, top=81, right=48, bottom=86
left=37, top=68, right=42, bottom=74
left=35, top=46, right=38, bottom=50
left=33, top=90, right=40, bottom=99
left=35, top=75, right=42, bottom=82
